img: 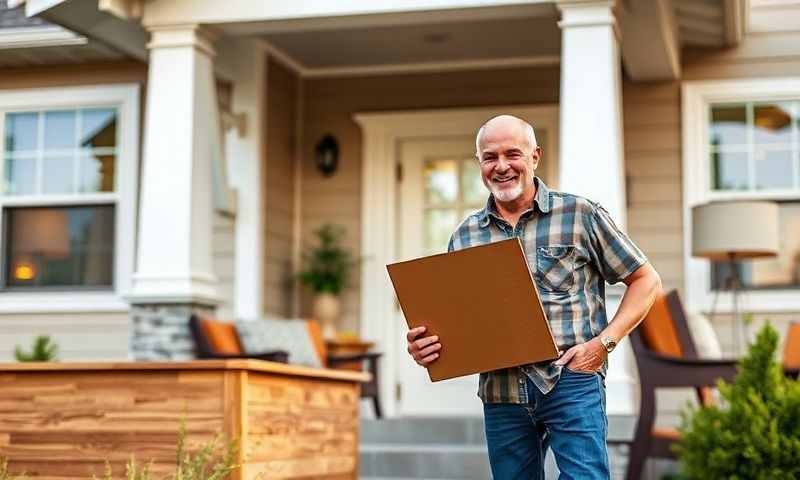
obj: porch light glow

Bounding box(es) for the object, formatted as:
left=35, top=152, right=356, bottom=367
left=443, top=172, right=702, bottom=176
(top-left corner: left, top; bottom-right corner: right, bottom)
left=14, top=263, right=35, bottom=280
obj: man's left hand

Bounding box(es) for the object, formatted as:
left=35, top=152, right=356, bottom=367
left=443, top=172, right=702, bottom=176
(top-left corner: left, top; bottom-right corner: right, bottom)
left=554, top=337, right=607, bottom=373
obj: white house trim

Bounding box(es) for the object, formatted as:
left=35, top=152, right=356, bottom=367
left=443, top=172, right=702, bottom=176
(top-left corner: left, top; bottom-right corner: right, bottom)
left=355, top=105, right=559, bottom=418
left=0, top=25, right=87, bottom=50
left=257, top=39, right=560, bottom=79
left=0, top=84, right=141, bottom=314
left=682, top=77, right=800, bottom=314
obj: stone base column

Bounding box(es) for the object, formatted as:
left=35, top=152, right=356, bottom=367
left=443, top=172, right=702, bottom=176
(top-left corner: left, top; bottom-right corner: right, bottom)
left=130, top=303, right=215, bottom=360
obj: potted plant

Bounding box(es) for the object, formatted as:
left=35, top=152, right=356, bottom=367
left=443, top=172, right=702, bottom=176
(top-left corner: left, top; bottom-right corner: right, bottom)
left=298, top=224, right=357, bottom=339
left=674, top=323, right=800, bottom=479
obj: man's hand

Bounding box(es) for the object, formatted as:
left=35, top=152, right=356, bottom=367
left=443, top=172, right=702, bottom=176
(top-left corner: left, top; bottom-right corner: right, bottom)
left=406, top=326, right=441, bottom=367
left=554, top=337, right=607, bottom=373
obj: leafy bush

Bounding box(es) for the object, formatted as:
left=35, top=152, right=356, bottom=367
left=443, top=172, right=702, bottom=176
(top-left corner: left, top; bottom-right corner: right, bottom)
left=674, top=324, right=800, bottom=479
left=298, top=224, right=357, bottom=294
left=14, top=335, right=58, bottom=362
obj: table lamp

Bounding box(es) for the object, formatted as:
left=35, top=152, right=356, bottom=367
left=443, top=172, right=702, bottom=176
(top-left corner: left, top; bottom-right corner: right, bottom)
left=692, top=200, right=779, bottom=355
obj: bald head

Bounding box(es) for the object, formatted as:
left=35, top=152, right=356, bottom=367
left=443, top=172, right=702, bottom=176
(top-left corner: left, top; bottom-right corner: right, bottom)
left=475, top=115, right=537, bottom=155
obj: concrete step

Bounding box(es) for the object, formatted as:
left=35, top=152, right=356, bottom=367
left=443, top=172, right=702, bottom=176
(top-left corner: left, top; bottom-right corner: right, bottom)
left=359, top=443, right=491, bottom=479
left=360, top=417, right=485, bottom=445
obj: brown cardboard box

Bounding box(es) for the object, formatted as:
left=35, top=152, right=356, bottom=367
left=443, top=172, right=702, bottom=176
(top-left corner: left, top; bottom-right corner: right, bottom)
left=387, top=238, right=559, bottom=382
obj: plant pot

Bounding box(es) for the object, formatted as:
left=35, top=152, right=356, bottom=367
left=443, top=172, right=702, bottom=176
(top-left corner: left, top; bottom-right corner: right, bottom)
left=313, top=292, right=341, bottom=340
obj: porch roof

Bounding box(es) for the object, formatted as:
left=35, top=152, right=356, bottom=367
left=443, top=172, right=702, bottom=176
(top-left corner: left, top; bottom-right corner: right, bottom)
left=7, top=0, right=746, bottom=81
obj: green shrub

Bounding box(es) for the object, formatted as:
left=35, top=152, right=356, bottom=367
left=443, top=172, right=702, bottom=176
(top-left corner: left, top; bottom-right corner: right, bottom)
left=674, top=324, right=800, bottom=479
left=14, top=335, right=58, bottom=362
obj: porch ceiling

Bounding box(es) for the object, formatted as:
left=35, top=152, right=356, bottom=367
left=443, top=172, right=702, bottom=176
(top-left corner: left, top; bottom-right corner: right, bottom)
left=260, top=15, right=560, bottom=71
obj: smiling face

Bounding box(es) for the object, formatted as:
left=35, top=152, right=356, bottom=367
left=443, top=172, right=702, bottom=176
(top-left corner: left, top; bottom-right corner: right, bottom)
left=475, top=116, right=541, bottom=203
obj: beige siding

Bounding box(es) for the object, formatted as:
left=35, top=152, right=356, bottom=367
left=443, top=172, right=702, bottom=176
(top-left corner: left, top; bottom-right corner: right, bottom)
left=623, top=80, right=683, bottom=293
left=0, top=312, right=129, bottom=361
left=301, top=66, right=560, bottom=333
left=213, top=213, right=236, bottom=319
left=624, top=27, right=800, bottom=427
left=263, top=59, right=298, bottom=318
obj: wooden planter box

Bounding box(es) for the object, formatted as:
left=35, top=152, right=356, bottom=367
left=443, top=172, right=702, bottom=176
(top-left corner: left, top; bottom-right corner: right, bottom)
left=0, top=360, right=369, bottom=480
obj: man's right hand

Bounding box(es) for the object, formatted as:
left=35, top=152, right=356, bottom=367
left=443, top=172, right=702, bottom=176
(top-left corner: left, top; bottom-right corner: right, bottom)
left=406, top=326, right=442, bottom=367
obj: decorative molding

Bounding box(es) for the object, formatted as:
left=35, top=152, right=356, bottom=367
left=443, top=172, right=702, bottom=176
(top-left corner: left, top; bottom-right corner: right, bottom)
left=0, top=25, right=87, bottom=50
left=257, top=39, right=559, bottom=79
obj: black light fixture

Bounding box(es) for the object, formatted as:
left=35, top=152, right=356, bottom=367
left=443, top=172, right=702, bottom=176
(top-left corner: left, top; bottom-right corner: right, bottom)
left=315, top=134, right=339, bottom=177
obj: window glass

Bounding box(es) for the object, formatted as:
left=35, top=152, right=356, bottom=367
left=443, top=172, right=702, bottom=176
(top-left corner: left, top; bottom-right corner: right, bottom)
left=4, top=113, right=37, bottom=152
left=43, top=111, right=76, bottom=150
left=753, top=103, right=793, bottom=144
left=2, top=108, right=118, bottom=196
left=461, top=158, right=486, bottom=205
left=5, top=205, right=115, bottom=288
left=4, top=157, right=36, bottom=195
left=710, top=105, right=747, bottom=148
left=709, top=101, right=799, bottom=192
left=425, top=159, right=458, bottom=204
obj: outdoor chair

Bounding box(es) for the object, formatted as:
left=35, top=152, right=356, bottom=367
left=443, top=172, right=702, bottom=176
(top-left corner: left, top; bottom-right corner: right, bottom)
left=626, top=290, right=738, bottom=480
left=783, top=322, right=800, bottom=379
left=190, top=314, right=384, bottom=418
left=189, top=315, right=290, bottom=363
left=304, top=320, right=385, bottom=418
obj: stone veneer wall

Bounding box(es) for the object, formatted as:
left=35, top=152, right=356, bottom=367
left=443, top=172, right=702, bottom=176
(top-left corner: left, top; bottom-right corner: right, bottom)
left=130, top=304, right=214, bottom=360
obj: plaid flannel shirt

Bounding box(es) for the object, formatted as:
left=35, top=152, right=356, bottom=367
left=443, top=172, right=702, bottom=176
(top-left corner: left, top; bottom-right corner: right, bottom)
left=447, top=177, right=648, bottom=403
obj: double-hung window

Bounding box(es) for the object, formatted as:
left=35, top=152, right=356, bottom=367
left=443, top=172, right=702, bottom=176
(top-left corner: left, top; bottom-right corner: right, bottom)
left=0, top=85, right=139, bottom=312
left=683, top=78, right=800, bottom=312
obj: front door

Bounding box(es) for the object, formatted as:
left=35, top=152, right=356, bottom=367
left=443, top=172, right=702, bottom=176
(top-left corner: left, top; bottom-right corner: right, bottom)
left=396, top=137, right=485, bottom=416
left=395, top=131, right=554, bottom=417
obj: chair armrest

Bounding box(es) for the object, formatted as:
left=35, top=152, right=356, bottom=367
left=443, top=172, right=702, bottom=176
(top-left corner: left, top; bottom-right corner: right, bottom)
left=639, top=351, right=738, bottom=387
left=327, top=352, right=382, bottom=365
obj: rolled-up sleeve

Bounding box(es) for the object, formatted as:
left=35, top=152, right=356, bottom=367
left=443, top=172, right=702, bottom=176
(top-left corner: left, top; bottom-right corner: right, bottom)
left=588, top=203, right=648, bottom=284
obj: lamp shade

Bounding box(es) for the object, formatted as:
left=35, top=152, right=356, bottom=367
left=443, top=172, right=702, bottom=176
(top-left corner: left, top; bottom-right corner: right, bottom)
left=692, top=201, right=779, bottom=261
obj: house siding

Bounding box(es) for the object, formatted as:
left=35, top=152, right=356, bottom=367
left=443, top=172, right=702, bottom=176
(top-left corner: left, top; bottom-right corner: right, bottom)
left=0, top=312, right=130, bottom=361
left=623, top=26, right=800, bottom=427
left=263, top=58, right=298, bottom=318
left=301, top=65, right=560, bottom=333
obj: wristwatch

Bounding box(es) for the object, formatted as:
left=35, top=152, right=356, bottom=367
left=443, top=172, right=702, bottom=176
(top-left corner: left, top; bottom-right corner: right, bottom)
left=600, top=335, right=617, bottom=354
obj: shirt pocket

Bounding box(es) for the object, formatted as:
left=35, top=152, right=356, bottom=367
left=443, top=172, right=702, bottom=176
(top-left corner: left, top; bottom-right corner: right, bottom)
left=535, top=245, right=582, bottom=294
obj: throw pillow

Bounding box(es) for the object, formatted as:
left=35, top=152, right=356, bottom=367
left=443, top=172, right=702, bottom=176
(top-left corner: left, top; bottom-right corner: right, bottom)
left=236, top=318, right=323, bottom=368
left=687, top=312, right=723, bottom=359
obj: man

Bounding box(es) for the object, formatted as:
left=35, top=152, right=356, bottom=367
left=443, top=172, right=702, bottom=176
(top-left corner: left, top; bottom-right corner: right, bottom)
left=406, top=115, right=661, bottom=479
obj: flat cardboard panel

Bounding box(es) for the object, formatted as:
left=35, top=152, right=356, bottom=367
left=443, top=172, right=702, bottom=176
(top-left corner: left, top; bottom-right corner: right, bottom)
left=387, top=238, right=559, bottom=382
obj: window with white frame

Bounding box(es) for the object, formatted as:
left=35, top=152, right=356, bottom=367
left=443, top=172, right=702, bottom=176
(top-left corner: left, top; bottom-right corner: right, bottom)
left=683, top=78, right=800, bottom=311
left=0, top=85, right=138, bottom=300
left=708, top=100, right=800, bottom=290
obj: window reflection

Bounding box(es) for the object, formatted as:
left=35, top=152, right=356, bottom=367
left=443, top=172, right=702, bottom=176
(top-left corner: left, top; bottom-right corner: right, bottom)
left=712, top=202, right=800, bottom=290
left=5, top=206, right=115, bottom=288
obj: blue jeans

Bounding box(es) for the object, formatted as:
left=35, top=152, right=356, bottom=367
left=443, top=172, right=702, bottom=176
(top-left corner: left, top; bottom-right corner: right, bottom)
left=483, top=368, right=609, bottom=480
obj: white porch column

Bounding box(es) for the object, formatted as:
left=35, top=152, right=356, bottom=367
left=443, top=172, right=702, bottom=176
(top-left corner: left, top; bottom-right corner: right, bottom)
left=556, top=0, right=637, bottom=416
left=129, top=25, right=221, bottom=358
left=131, top=25, right=220, bottom=305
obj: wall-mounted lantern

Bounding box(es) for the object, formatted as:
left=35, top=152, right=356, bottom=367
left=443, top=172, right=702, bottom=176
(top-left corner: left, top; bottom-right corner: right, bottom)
left=315, top=134, right=339, bottom=177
